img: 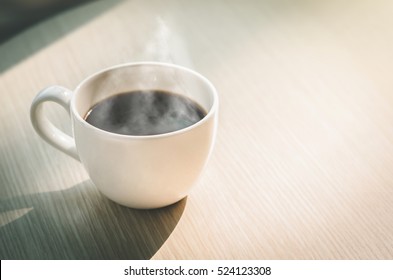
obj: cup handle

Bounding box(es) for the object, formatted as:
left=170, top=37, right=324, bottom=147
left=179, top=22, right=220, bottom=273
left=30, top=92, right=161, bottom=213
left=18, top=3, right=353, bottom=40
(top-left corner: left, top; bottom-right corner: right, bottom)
left=30, top=86, right=80, bottom=161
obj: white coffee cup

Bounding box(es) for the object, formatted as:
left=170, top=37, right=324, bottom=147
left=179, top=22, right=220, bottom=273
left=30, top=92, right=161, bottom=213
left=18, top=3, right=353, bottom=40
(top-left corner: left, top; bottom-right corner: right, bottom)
left=30, top=62, right=218, bottom=209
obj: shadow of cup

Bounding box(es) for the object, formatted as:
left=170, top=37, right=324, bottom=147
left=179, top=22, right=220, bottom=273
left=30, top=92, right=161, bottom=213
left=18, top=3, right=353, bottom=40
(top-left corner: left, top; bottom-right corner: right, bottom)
left=0, top=181, right=186, bottom=259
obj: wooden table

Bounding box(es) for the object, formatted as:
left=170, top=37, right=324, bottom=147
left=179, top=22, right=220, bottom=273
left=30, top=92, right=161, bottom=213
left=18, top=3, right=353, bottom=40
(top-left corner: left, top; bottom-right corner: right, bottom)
left=1, top=0, right=393, bottom=259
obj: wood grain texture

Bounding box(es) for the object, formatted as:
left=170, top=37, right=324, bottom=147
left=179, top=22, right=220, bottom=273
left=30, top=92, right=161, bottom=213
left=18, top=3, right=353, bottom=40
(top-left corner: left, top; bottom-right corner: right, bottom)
left=1, top=0, right=393, bottom=259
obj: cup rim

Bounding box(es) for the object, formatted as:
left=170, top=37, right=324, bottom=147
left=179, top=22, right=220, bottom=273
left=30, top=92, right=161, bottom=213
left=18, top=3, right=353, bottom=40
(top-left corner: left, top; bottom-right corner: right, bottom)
left=70, top=61, right=218, bottom=139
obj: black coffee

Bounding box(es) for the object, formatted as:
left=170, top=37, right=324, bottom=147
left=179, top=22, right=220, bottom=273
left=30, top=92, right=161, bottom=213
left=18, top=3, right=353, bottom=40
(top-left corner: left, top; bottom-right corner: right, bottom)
left=84, top=90, right=206, bottom=136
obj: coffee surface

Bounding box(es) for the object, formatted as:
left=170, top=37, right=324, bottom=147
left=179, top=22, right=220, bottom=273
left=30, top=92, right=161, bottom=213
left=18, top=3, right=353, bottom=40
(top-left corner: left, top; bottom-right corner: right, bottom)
left=84, top=90, right=206, bottom=136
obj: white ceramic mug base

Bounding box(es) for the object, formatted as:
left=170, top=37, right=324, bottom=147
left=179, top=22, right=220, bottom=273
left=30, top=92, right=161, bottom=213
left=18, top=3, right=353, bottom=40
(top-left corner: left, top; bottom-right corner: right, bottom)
left=30, top=62, right=218, bottom=209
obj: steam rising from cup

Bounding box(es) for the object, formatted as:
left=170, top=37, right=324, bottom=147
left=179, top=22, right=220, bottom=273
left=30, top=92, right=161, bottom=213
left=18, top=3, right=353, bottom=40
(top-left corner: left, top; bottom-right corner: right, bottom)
left=143, top=17, right=194, bottom=67
left=83, top=18, right=206, bottom=136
